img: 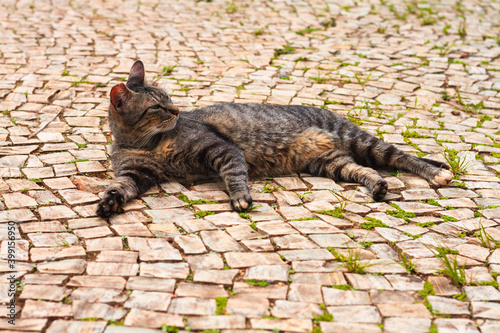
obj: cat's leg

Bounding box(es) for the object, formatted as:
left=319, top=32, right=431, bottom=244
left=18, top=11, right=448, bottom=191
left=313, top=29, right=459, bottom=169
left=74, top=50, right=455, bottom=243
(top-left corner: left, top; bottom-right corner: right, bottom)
left=203, top=144, right=252, bottom=212
left=308, top=151, right=388, bottom=200
left=96, top=169, right=157, bottom=218
left=338, top=128, right=453, bottom=186
left=378, top=145, right=453, bottom=186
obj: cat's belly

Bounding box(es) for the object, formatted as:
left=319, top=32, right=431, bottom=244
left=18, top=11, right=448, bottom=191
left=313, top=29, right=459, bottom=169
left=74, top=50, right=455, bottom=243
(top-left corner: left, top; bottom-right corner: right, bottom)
left=243, top=128, right=336, bottom=176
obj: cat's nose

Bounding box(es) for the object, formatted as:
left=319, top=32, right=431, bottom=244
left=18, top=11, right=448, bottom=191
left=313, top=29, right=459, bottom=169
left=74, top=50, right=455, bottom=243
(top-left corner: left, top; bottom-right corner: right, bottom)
left=168, top=105, right=179, bottom=115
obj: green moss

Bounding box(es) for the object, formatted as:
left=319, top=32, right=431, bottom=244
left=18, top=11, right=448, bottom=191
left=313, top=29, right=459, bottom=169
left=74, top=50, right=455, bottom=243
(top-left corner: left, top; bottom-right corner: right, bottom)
left=427, top=199, right=440, bottom=206
left=332, top=284, right=355, bottom=290
left=416, top=222, right=436, bottom=227
left=436, top=247, right=459, bottom=255
left=314, top=208, right=344, bottom=219
left=404, top=232, right=422, bottom=239
left=274, top=43, right=295, bottom=57
left=418, top=281, right=435, bottom=297
left=215, top=297, right=227, bottom=315
left=313, top=312, right=333, bottom=323
left=193, top=211, right=215, bottom=218
left=452, top=292, right=467, bottom=301
left=291, top=217, right=320, bottom=221
left=442, top=216, right=457, bottom=222
left=178, top=194, right=218, bottom=206
left=360, top=217, right=388, bottom=229
left=245, top=279, right=268, bottom=287
left=239, top=212, right=251, bottom=219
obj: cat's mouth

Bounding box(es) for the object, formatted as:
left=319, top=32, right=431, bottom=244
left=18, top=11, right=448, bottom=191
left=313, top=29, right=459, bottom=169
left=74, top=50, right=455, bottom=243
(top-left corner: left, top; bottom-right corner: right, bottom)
left=156, top=116, right=178, bottom=130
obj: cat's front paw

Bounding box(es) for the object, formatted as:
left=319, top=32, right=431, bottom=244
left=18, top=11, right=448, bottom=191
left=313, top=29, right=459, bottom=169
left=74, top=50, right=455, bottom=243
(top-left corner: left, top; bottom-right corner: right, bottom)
left=372, top=179, right=388, bottom=201
left=96, top=189, right=124, bottom=218
left=431, top=169, right=453, bottom=186
left=230, top=192, right=253, bottom=212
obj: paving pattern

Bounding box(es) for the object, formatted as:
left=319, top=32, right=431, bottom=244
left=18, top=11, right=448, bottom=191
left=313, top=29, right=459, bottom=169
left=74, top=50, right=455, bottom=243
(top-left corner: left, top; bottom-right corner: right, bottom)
left=0, top=0, right=500, bottom=332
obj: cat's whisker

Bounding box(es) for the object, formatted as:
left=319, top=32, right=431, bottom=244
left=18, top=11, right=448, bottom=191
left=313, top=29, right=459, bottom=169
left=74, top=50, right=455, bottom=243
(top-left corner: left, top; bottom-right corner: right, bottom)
left=136, top=126, right=164, bottom=148
left=133, top=127, right=157, bottom=146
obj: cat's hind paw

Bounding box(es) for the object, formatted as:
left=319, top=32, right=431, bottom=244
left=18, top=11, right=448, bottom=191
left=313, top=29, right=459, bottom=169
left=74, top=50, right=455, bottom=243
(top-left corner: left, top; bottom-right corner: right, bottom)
left=372, top=179, right=388, bottom=201
left=230, top=192, right=253, bottom=212
left=431, top=169, right=453, bottom=186
left=96, top=189, right=124, bottom=218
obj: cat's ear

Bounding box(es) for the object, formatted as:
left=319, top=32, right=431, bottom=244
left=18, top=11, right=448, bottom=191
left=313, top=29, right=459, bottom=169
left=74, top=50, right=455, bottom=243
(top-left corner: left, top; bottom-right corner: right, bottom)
left=110, top=83, right=132, bottom=111
left=127, top=60, right=145, bottom=87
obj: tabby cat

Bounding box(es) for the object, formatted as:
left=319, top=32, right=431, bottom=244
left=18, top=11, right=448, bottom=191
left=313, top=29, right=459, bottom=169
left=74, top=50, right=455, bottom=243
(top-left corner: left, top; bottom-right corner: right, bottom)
left=96, top=60, right=453, bottom=217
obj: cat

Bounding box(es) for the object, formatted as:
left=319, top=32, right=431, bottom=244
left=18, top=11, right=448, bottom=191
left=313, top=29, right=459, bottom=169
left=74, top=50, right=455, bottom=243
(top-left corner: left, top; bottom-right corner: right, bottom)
left=96, top=60, right=453, bottom=218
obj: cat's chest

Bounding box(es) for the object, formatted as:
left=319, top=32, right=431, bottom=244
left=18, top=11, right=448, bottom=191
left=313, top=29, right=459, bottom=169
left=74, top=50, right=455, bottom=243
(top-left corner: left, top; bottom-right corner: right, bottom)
left=157, top=139, right=176, bottom=156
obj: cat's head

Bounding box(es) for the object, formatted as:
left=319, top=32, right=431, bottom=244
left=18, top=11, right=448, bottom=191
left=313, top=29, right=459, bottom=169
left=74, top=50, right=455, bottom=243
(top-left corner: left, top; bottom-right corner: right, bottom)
left=108, top=60, right=179, bottom=146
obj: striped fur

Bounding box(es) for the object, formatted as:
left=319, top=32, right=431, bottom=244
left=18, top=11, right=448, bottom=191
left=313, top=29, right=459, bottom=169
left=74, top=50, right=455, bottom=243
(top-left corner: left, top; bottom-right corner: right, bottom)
left=96, top=61, right=452, bottom=217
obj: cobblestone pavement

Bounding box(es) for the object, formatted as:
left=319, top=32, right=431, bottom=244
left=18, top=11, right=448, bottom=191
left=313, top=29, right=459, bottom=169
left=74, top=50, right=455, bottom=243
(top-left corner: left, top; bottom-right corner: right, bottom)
left=0, top=0, right=499, bottom=332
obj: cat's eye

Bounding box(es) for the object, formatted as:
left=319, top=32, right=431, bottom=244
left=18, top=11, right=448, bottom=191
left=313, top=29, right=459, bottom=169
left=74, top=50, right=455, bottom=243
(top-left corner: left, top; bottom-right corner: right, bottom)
left=150, top=105, right=161, bottom=110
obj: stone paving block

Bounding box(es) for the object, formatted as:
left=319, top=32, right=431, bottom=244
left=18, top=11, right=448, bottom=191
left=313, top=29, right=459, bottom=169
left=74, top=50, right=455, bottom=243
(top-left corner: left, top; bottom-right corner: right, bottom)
left=85, top=237, right=123, bottom=251
left=124, top=291, right=171, bottom=311
left=72, top=300, right=127, bottom=320
left=39, top=205, right=78, bottom=220
left=291, top=272, right=347, bottom=286
left=168, top=297, right=216, bottom=315
left=126, top=277, right=176, bottom=293
left=480, top=320, right=500, bottom=333
left=30, top=246, right=86, bottom=262
left=19, top=285, right=71, bottom=302
left=46, top=319, right=107, bottom=332
left=471, top=301, right=500, bottom=320
left=279, top=249, right=334, bottom=261
left=226, top=296, right=269, bottom=317
left=140, top=263, right=189, bottom=279
left=383, top=318, right=431, bottom=333
left=95, top=251, right=138, bottom=263
left=124, top=308, right=184, bottom=329
left=0, top=319, right=48, bottom=331
left=175, top=282, right=227, bottom=298
left=22, top=274, right=68, bottom=286
left=308, top=233, right=358, bottom=248
left=71, top=288, right=127, bottom=303
left=73, top=226, right=113, bottom=239
left=256, top=221, right=298, bottom=235
left=203, top=211, right=249, bottom=226
left=200, top=230, right=244, bottom=252
left=320, top=322, right=382, bottom=333
left=345, top=273, right=392, bottom=290
left=322, top=287, right=371, bottom=306
left=434, top=318, right=480, bottom=333
left=186, top=252, right=224, bottom=271
left=244, top=264, right=289, bottom=282
left=67, top=276, right=126, bottom=290
left=377, top=303, right=432, bottom=319
left=3, top=192, right=38, bottom=208
left=251, top=318, right=312, bottom=332
left=273, top=234, right=319, bottom=250
left=193, top=269, right=238, bottom=285
left=370, top=290, right=418, bottom=304
left=271, top=300, right=323, bottom=319
left=37, top=259, right=87, bottom=275
left=174, top=234, right=207, bottom=254
left=327, top=305, right=382, bottom=323
left=225, top=252, right=284, bottom=268
left=429, top=295, right=470, bottom=316
left=385, top=275, right=425, bottom=291
left=59, top=189, right=100, bottom=205
left=87, top=262, right=139, bottom=276
left=464, top=286, right=500, bottom=301
left=288, top=283, right=323, bottom=303
left=188, top=315, right=246, bottom=330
